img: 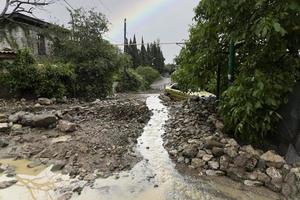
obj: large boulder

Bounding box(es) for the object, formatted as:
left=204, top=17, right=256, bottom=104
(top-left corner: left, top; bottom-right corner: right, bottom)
left=37, top=98, right=53, bottom=105
left=31, top=114, right=57, bottom=128
left=260, top=151, right=285, bottom=168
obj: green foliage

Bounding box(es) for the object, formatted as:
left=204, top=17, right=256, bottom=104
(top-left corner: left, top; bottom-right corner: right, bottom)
left=174, top=0, right=300, bottom=143
left=3, top=49, right=75, bottom=98
left=136, top=66, right=160, bottom=88
left=117, top=68, right=146, bottom=92
left=220, top=69, right=295, bottom=143
left=52, top=8, right=121, bottom=98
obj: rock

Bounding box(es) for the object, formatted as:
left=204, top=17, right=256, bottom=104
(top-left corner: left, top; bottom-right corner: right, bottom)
left=182, top=145, right=198, bottom=158
left=205, top=139, right=224, bottom=149
left=51, top=161, right=66, bottom=172
left=0, top=139, right=8, bottom=148
left=224, top=147, right=238, bottom=158
left=84, top=174, right=96, bottom=181
left=244, top=180, right=263, bottom=187
left=202, top=154, right=213, bottom=162
left=245, top=157, right=258, bottom=172
left=206, top=170, right=225, bottom=176
left=0, top=114, right=7, bottom=123
left=57, top=120, right=77, bottom=132
left=281, top=183, right=292, bottom=198
left=215, top=120, right=224, bottom=130
left=32, top=113, right=57, bottom=128
left=177, top=156, right=184, bottom=163
left=228, top=138, right=239, bottom=147
left=242, top=145, right=261, bottom=158
left=37, top=98, right=53, bottom=105
left=212, top=147, right=224, bottom=157
left=0, top=180, right=17, bottom=189
left=8, top=111, right=26, bottom=123
left=27, top=161, right=42, bottom=168
left=226, top=167, right=245, bottom=181
left=208, top=161, right=219, bottom=169
left=233, top=154, right=249, bottom=168
left=19, top=113, right=34, bottom=126
left=0, top=123, right=10, bottom=133
left=260, top=151, right=285, bottom=168
left=257, top=171, right=271, bottom=185
left=220, top=155, right=230, bottom=170
left=34, top=103, right=42, bottom=108
left=196, top=150, right=206, bottom=158
left=266, top=167, right=283, bottom=183
left=11, top=124, right=22, bottom=131
left=191, top=158, right=206, bottom=168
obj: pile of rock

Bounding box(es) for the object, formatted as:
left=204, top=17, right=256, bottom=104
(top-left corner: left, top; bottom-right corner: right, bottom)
left=163, top=96, right=300, bottom=199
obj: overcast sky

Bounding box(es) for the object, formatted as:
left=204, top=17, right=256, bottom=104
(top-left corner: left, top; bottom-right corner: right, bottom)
left=2, top=0, right=199, bottom=63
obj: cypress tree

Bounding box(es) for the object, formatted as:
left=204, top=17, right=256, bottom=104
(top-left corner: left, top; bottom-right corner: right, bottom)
left=140, top=37, right=147, bottom=66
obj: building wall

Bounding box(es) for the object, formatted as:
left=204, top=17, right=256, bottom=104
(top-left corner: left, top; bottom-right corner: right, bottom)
left=0, top=21, right=53, bottom=56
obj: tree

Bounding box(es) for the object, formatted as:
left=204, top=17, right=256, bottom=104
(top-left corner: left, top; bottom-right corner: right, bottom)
left=140, top=37, right=148, bottom=66
left=0, top=0, right=54, bottom=18
left=53, top=8, right=121, bottom=99
left=173, top=0, right=300, bottom=142
left=131, top=35, right=140, bottom=68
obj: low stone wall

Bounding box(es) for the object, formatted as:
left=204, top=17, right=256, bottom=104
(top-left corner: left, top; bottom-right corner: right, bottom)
left=162, top=95, right=300, bottom=199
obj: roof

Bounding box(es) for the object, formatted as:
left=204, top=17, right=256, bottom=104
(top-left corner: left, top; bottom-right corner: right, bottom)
left=3, top=13, right=50, bottom=28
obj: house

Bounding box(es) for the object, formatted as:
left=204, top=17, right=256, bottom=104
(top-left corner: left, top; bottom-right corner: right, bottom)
left=0, top=13, right=58, bottom=59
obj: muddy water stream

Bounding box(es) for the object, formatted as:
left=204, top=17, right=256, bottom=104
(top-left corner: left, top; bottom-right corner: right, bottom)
left=0, top=95, right=278, bottom=200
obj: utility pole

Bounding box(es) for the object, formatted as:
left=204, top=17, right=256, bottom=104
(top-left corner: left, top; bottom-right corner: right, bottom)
left=124, top=18, right=127, bottom=53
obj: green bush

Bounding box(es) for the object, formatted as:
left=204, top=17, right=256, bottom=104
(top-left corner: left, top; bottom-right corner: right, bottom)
left=220, top=69, right=295, bottom=143
left=136, top=66, right=160, bottom=88
left=5, top=49, right=75, bottom=98
left=117, top=68, right=146, bottom=92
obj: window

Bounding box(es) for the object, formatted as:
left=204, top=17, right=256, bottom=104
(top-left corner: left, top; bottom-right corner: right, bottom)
left=37, top=34, right=46, bottom=55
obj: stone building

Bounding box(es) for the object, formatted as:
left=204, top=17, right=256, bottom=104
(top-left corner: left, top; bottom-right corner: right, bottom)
left=0, top=13, right=56, bottom=59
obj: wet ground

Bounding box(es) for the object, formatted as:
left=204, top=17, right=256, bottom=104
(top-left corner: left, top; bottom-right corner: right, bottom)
left=0, top=95, right=280, bottom=200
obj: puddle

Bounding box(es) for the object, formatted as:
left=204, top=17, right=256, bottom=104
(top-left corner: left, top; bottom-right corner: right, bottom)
left=0, top=159, right=46, bottom=176
left=0, top=95, right=279, bottom=200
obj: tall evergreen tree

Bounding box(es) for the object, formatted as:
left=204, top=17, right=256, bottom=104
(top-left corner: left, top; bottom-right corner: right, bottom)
left=146, top=43, right=152, bottom=66
left=140, top=37, right=147, bottom=66
left=131, top=35, right=140, bottom=68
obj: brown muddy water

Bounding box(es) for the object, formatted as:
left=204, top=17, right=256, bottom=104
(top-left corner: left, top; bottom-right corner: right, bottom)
left=0, top=95, right=278, bottom=200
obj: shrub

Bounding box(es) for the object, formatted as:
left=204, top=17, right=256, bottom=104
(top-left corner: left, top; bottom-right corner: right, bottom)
left=5, top=49, right=75, bottom=98
left=117, top=68, right=146, bottom=92
left=136, top=66, right=160, bottom=88
left=219, top=69, right=295, bottom=143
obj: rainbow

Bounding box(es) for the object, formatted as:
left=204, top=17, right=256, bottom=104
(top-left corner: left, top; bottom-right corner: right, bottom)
left=108, top=0, right=174, bottom=42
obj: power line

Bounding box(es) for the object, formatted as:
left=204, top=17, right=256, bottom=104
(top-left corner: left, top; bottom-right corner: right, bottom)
left=113, top=42, right=186, bottom=46
left=62, top=0, right=75, bottom=11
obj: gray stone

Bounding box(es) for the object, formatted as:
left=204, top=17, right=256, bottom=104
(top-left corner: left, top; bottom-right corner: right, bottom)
left=202, top=154, right=213, bottom=162
left=11, top=124, right=22, bottom=131
left=245, top=157, right=258, bottom=172
left=196, top=150, right=206, bottom=158
left=8, top=111, right=26, bottom=123
left=281, top=183, right=292, bottom=198
left=205, top=139, right=224, bottom=149
left=0, top=139, right=8, bottom=148
left=228, top=138, right=239, bottom=147
left=215, top=120, right=224, bottom=130
left=0, top=180, right=17, bottom=189
left=0, top=114, right=7, bottom=123
left=212, top=147, right=224, bottom=157
left=220, top=155, right=230, bottom=170
left=37, top=98, right=53, bottom=105
left=257, top=171, right=271, bottom=185
left=177, top=156, right=184, bottom=163
left=32, top=114, right=57, bottom=128
left=224, top=147, right=238, bottom=158
left=57, top=120, right=77, bottom=132
left=0, top=123, right=10, bottom=133
left=260, top=151, right=285, bottom=168
left=51, top=161, right=66, bottom=172
left=244, top=180, right=263, bottom=187
left=208, top=161, right=219, bottom=170
left=206, top=170, right=225, bottom=176
left=242, top=145, right=261, bottom=158
left=226, top=167, right=245, bottom=181
left=27, top=161, right=42, bottom=168
left=266, top=167, right=283, bottom=183
left=191, top=158, right=206, bottom=168
left=182, top=145, right=198, bottom=158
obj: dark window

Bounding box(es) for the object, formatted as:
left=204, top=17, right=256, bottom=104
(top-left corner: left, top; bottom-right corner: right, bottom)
left=37, top=34, right=46, bottom=55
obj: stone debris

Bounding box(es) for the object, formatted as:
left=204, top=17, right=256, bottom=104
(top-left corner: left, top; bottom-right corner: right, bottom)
left=162, top=95, right=300, bottom=199
left=57, top=120, right=77, bottom=132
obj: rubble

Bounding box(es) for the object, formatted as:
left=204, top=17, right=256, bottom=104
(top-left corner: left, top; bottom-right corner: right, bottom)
left=162, top=95, right=300, bottom=199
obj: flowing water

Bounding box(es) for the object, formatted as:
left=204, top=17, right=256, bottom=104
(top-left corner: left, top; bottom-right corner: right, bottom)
left=0, top=95, right=278, bottom=200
